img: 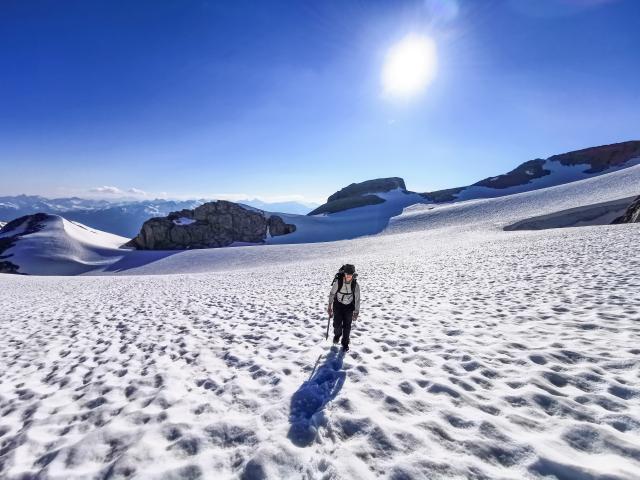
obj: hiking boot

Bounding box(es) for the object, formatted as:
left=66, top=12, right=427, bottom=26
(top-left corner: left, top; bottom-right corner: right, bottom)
left=342, top=345, right=349, bottom=352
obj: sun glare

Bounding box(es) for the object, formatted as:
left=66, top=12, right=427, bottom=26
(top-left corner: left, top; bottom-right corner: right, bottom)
left=382, top=34, right=438, bottom=99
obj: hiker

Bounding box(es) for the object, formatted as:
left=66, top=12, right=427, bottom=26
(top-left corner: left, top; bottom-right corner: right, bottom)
left=327, top=264, right=360, bottom=352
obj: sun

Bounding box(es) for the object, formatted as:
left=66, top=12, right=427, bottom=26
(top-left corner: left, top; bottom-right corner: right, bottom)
left=382, top=34, right=438, bottom=99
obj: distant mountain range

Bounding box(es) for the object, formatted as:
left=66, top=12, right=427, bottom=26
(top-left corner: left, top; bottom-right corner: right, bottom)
left=0, top=196, right=319, bottom=237
left=2, top=141, right=638, bottom=238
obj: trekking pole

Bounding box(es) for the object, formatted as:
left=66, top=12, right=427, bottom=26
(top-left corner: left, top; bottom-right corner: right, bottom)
left=325, top=314, right=331, bottom=340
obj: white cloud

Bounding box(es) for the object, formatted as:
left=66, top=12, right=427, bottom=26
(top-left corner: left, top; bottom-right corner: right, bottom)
left=87, top=186, right=149, bottom=198
left=90, top=186, right=123, bottom=195
left=61, top=187, right=321, bottom=205
left=207, top=193, right=324, bottom=205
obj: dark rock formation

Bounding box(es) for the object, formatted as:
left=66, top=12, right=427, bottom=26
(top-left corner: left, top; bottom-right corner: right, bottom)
left=550, top=140, right=640, bottom=173
left=0, top=213, right=51, bottom=274
left=506, top=197, right=635, bottom=231
left=612, top=195, right=640, bottom=224
left=309, top=177, right=407, bottom=215
left=268, top=215, right=296, bottom=236
left=423, top=159, right=551, bottom=202
left=328, top=177, right=406, bottom=202
left=423, top=140, right=640, bottom=203
left=421, top=187, right=465, bottom=203
left=126, top=201, right=296, bottom=250
left=473, top=159, right=550, bottom=189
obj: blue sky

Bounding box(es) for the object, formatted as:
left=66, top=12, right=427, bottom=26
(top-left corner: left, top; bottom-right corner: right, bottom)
left=1, top=0, right=638, bottom=203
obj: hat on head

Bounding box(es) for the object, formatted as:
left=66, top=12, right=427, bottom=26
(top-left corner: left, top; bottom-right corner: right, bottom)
left=343, top=264, right=355, bottom=274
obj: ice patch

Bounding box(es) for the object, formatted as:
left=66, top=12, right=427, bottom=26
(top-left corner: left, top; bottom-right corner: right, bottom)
left=172, top=217, right=196, bottom=226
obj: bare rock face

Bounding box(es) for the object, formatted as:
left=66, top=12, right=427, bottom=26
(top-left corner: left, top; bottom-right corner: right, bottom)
left=423, top=140, right=640, bottom=203
left=549, top=140, right=640, bottom=173
left=612, top=196, right=640, bottom=224
left=472, top=159, right=550, bottom=189
left=327, top=177, right=406, bottom=202
left=126, top=201, right=296, bottom=250
left=268, top=215, right=296, bottom=236
left=309, top=177, right=407, bottom=215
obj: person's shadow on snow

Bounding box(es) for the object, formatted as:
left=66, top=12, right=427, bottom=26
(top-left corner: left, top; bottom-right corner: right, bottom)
left=287, top=347, right=346, bottom=447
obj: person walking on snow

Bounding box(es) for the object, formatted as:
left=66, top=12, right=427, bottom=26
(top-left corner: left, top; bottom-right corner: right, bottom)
left=327, top=264, right=360, bottom=352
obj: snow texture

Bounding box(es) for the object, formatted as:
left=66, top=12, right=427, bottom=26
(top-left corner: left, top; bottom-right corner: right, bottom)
left=0, top=166, right=639, bottom=479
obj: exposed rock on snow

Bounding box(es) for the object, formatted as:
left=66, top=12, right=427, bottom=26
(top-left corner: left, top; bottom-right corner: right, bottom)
left=424, top=140, right=640, bottom=203
left=504, top=196, right=636, bottom=231
left=309, top=177, right=409, bottom=215
left=328, top=177, right=407, bottom=202
left=473, top=158, right=550, bottom=189
left=267, top=214, right=297, bottom=236
left=612, top=195, right=640, bottom=224
left=308, top=194, right=386, bottom=215
left=127, top=200, right=297, bottom=250
left=550, top=140, right=640, bottom=173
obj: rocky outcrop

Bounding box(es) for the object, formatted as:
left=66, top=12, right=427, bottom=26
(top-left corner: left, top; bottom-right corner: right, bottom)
left=422, top=158, right=552, bottom=202
left=612, top=195, right=640, bottom=224
left=327, top=177, right=406, bottom=202
left=0, top=213, right=50, bottom=274
left=421, top=187, right=465, bottom=203
left=505, top=197, right=635, bottom=231
left=423, top=140, right=640, bottom=203
left=308, top=177, right=407, bottom=215
left=267, top=215, right=296, bottom=236
left=550, top=140, right=640, bottom=173
left=126, top=200, right=296, bottom=250
left=473, top=159, right=550, bottom=189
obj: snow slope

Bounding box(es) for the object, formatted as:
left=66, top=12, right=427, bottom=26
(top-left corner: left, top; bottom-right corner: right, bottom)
left=0, top=215, right=129, bottom=275
left=0, top=166, right=639, bottom=479
left=266, top=188, right=427, bottom=245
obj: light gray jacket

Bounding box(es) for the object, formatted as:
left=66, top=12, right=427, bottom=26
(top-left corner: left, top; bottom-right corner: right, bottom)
left=328, top=279, right=360, bottom=313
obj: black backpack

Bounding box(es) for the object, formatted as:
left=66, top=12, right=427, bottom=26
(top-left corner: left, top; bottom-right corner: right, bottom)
left=331, top=265, right=358, bottom=304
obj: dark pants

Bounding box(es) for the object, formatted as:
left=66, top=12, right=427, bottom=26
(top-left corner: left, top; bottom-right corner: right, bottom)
left=333, top=301, right=354, bottom=348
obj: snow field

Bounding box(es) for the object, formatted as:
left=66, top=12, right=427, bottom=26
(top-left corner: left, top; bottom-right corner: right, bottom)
left=1, top=221, right=639, bottom=478
left=1, top=165, right=640, bottom=478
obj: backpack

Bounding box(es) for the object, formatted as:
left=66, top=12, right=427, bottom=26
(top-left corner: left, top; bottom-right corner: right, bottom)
left=331, top=264, right=358, bottom=305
